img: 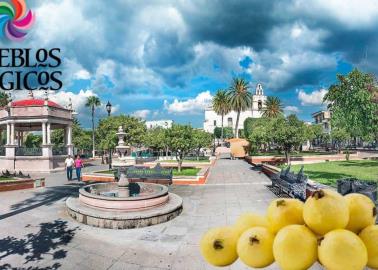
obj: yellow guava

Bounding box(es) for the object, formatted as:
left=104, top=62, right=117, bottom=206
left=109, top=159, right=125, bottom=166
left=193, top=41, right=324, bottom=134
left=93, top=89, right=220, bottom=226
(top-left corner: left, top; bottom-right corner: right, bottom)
left=200, top=226, right=238, bottom=267
left=303, top=189, right=349, bottom=235
left=359, top=225, right=378, bottom=269
left=273, top=224, right=318, bottom=270
left=234, top=212, right=268, bottom=237
left=237, top=227, right=275, bottom=268
left=318, top=229, right=368, bottom=270
left=267, top=198, right=304, bottom=233
left=345, top=193, right=377, bottom=233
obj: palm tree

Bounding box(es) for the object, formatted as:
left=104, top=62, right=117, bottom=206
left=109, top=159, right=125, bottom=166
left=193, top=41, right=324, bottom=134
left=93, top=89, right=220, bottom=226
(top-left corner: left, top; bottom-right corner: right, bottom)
left=212, top=90, right=231, bottom=140
left=85, top=96, right=101, bottom=158
left=262, top=96, right=284, bottom=118
left=0, top=91, right=10, bottom=107
left=227, top=78, right=252, bottom=138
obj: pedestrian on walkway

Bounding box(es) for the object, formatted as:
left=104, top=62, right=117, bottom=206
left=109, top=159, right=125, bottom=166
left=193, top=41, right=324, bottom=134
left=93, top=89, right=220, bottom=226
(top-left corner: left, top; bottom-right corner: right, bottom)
left=64, top=155, right=74, bottom=181
left=74, top=155, right=84, bottom=181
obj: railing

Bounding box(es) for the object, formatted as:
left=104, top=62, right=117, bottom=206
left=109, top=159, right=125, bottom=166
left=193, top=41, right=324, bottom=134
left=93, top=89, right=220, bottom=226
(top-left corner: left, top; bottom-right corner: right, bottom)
left=0, top=147, right=5, bottom=156
left=52, top=146, right=67, bottom=156
left=15, top=147, right=42, bottom=156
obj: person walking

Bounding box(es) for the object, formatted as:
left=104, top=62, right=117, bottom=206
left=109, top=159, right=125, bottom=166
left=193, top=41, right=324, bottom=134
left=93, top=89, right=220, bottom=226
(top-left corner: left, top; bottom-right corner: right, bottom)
left=74, top=155, right=84, bottom=181
left=64, top=155, right=74, bottom=181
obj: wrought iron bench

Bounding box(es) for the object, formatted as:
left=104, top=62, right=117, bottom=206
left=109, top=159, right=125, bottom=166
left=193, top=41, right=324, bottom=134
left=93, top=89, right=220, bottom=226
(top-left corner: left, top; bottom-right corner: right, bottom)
left=271, top=165, right=308, bottom=201
left=115, top=163, right=173, bottom=185
left=337, top=178, right=377, bottom=202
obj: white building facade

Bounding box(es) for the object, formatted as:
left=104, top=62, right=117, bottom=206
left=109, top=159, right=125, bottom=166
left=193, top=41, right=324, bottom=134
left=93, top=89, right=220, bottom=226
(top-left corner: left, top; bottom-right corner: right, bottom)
left=145, top=120, right=173, bottom=129
left=203, top=83, right=267, bottom=133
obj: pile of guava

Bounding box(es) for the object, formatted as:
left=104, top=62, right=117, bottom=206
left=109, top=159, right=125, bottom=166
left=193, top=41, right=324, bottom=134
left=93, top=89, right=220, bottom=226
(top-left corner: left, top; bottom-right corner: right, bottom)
left=200, top=189, right=378, bottom=270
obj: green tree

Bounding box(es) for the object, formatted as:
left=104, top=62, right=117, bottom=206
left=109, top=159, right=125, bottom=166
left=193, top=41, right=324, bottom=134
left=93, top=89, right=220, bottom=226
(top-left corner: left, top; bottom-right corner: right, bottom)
left=212, top=90, right=231, bottom=140
left=227, top=78, right=252, bottom=138
left=305, top=124, right=323, bottom=149
left=192, top=129, right=212, bottom=160
left=324, top=69, right=378, bottom=140
left=25, top=133, right=42, bottom=148
left=245, top=118, right=273, bottom=153
left=85, top=96, right=101, bottom=158
left=262, top=96, right=284, bottom=118
left=96, top=115, right=146, bottom=151
left=271, top=115, right=307, bottom=164
left=0, top=91, right=10, bottom=107
left=165, top=124, right=194, bottom=172
left=144, top=127, right=167, bottom=156
left=214, top=127, right=233, bottom=140
left=331, top=127, right=350, bottom=153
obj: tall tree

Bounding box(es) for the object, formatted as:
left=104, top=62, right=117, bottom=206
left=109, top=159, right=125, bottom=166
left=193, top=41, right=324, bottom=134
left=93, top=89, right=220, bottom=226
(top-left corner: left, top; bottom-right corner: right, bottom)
left=331, top=127, right=350, bottom=154
left=0, top=91, right=10, bottom=107
left=324, top=69, right=378, bottom=140
left=262, top=96, right=284, bottom=118
left=212, top=90, right=231, bottom=140
left=192, top=129, right=213, bottom=160
left=165, top=124, right=194, bottom=172
left=85, top=96, right=101, bottom=158
left=227, top=78, right=252, bottom=138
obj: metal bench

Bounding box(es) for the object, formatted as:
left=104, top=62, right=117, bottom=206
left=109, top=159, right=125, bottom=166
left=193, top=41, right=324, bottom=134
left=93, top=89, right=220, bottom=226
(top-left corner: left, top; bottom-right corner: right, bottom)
left=271, top=165, right=308, bottom=201
left=337, top=178, right=377, bottom=202
left=115, top=163, right=173, bottom=185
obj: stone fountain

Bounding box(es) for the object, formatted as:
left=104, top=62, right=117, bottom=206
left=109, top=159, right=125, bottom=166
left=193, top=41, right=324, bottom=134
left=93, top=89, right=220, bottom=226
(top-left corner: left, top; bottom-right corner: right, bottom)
left=66, top=126, right=183, bottom=229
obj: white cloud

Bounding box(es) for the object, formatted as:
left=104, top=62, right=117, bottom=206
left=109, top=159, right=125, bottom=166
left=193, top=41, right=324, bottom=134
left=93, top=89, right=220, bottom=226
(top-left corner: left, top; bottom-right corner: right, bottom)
left=164, top=91, right=212, bottom=114
left=74, top=69, right=91, bottom=80
left=297, top=88, right=328, bottom=105
left=132, top=109, right=151, bottom=119
left=284, top=106, right=301, bottom=114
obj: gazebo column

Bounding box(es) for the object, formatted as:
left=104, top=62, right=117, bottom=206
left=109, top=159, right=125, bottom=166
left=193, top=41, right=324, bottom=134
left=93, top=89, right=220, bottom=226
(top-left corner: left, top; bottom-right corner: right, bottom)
left=6, top=123, right=10, bottom=145
left=5, top=122, right=16, bottom=170
left=66, top=125, right=73, bottom=155
left=41, top=122, right=52, bottom=161
left=47, top=123, right=51, bottom=144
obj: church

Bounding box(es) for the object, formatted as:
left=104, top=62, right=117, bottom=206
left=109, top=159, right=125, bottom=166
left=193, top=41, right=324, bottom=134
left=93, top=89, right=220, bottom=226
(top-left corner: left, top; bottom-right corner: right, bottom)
left=203, top=83, right=267, bottom=133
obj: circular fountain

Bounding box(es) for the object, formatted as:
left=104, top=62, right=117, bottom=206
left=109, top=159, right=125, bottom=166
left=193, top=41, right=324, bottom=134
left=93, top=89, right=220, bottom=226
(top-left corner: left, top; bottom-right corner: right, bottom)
left=66, top=126, right=183, bottom=229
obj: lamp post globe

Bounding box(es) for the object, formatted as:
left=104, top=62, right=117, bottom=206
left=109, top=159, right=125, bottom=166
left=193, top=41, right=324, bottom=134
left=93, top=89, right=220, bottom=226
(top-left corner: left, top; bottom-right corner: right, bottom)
left=106, top=101, right=112, bottom=117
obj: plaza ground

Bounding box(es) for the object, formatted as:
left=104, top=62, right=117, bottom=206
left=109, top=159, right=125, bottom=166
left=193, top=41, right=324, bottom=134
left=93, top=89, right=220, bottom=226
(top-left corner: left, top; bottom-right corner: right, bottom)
left=1, top=159, right=324, bottom=270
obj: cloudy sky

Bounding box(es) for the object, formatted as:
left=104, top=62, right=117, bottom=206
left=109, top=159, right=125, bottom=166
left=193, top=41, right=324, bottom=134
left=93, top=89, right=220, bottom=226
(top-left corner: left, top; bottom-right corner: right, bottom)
left=3, top=0, right=378, bottom=127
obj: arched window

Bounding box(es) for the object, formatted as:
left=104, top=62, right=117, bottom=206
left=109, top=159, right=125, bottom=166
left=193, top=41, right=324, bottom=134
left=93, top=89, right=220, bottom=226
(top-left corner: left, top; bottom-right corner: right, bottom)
left=258, top=100, right=262, bottom=110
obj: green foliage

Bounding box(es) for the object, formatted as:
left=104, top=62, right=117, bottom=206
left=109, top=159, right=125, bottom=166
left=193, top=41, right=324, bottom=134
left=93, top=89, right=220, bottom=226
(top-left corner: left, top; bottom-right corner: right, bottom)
left=0, top=91, right=10, bottom=107
left=192, top=129, right=213, bottom=156
left=85, top=96, right=102, bottom=157
left=227, top=78, right=252, bottom=137
left=305, top=124, right=323, bottom=142
left=144, top=127, right=167, bottom=153
left=25, top=133, right=42, bottom=148
left=245, top=118, right=274, bottom=153
left=262, top=96, right=284, bottom=118
left=96, top=115, right=146, bottom=150
left=212, top=89, right=231, bottom=139
left=324, top=68, right=378, bottom=138
left=331, top=127, right=350, bottom=153
left=214, top=127, right=233, bottom=139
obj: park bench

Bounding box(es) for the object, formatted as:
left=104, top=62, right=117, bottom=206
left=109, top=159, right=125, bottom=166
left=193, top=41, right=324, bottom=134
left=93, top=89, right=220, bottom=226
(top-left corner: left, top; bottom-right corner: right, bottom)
left=115, top=163, right=173, bottom=185
left=271, top=165, right=308, bottom=201
left=337, top=178, right=377, bottom=202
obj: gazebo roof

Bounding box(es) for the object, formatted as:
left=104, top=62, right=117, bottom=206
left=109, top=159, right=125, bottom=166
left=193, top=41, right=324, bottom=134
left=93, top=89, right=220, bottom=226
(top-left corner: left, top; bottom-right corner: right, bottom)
left=11, top=99, right=63, bottom=109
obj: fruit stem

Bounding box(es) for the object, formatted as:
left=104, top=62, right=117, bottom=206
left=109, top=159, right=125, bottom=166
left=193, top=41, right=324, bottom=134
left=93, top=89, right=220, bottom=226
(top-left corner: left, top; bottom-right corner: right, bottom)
left=373, top=207, right=377, bottom=217
left=213, top=239, right=224, bottom=250
left=276, top=200, right=286, bottom=207
left=249, top=236, right=260, bottom=245
left=312, top=190, right=325, bottom=200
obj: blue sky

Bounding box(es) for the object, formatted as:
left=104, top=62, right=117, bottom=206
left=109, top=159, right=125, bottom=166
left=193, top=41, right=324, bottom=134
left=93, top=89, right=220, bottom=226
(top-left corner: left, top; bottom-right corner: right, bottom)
left=1, top=0, right=377, bottom=128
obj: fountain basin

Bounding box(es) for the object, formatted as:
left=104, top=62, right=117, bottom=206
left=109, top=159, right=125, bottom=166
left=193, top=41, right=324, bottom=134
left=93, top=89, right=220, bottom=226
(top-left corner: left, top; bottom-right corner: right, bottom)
left=79, top=182, right=169, bottom=211
left=66, top=182, right=183, bottom=229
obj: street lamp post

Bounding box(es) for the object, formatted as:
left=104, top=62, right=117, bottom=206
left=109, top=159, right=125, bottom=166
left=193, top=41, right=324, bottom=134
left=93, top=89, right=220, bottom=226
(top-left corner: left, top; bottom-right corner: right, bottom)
left=106, top=101, right=112, bottom=169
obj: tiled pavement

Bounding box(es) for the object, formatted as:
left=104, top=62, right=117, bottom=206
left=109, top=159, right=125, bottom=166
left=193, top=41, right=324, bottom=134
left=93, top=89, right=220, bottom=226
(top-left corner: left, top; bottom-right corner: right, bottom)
left=0, top=159, right=324, bottom=270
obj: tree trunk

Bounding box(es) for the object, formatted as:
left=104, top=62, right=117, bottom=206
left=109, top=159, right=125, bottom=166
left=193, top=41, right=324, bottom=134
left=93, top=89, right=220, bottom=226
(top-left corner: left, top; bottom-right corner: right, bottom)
left=285, top=149, right=290, bottom=165
left=92, top=106, right=95, bottom=158
left=221, top=114, right=224, bottom=141
left=235, top=110, right=240, bottom=138
left=177, top=152, right=183, bottom=172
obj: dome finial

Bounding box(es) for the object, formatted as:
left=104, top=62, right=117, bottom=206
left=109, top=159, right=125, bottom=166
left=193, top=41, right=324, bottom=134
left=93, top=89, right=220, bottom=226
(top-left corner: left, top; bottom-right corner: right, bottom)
left=28, top=90, right=34, bottom=99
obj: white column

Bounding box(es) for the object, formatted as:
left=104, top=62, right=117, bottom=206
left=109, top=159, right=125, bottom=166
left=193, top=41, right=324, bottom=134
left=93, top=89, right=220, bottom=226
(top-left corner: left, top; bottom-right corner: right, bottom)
left=67, top=125, right=72, bottom=145
left=47, top=123, right=51, bottom=144
left=6, top=124, right=10, bottom=145
left=10, top=123, right=14, bottom=145
left=42, top=122, right=46, bottom=145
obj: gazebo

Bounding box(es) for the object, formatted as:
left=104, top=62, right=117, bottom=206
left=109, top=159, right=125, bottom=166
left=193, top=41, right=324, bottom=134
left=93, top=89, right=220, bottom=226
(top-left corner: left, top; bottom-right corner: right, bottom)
left=0, top=91, right=74, bottom=173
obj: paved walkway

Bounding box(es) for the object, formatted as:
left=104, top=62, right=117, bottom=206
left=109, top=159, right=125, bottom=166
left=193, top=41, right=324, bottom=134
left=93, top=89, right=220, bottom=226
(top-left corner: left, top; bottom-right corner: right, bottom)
left=0, top=159, right=322, bottom=270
